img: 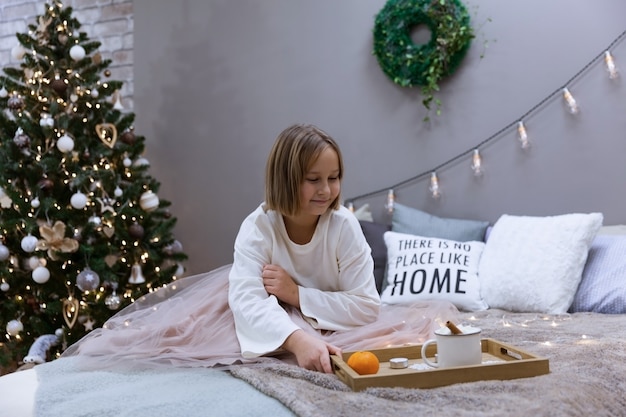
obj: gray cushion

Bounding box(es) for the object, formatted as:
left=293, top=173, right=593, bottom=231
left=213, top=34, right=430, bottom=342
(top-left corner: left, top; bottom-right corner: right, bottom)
left=570, top=234, right=626, bottom=314
left=392, top=203, right=489, bottom=242
left=359, top=220, right=390, bottom=294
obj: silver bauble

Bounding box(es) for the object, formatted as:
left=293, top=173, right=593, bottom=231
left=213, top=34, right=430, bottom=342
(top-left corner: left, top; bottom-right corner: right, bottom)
left=105, top=293, right=122, bottom=310
left=76, top=269, right=100, bottom=292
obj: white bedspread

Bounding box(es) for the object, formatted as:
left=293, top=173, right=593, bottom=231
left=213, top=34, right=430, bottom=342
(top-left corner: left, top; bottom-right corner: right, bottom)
left=0, top=368, right=37, bottom=417
left=0, top=356, right=293, bottom=417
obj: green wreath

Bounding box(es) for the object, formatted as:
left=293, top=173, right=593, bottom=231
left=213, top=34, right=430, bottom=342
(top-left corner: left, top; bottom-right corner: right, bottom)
left=373, top=0, right=474, bottom=115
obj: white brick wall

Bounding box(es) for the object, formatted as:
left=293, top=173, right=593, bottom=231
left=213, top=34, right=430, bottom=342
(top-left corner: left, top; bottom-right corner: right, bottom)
left=0, top=0, right=134, bottom=109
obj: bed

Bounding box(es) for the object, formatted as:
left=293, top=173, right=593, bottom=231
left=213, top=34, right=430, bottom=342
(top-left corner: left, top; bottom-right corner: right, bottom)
left=2, top=204, right=626, bottom=417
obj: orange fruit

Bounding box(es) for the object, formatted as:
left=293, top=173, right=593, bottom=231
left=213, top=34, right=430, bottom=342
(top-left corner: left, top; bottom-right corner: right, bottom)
left=346, top=351, right=380, bottom=375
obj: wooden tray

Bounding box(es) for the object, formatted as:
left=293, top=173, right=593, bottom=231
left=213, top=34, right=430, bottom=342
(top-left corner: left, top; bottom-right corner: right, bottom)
left=331, top=338, right=549, bottom=391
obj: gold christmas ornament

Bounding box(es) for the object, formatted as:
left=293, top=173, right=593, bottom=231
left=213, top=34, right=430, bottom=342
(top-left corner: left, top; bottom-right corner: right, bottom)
left=102, top=225, right=115, bottom=238
left=104, top=254, right=119, bottom=267
left=95, top=123, right=117, bottom=148
left=36, top=221, right=80, bottom=260
left=62, top=297, right=80, bottom=329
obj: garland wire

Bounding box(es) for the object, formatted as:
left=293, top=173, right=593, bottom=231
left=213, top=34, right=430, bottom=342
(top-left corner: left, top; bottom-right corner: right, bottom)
left=347, top=28, right=626, bottom=204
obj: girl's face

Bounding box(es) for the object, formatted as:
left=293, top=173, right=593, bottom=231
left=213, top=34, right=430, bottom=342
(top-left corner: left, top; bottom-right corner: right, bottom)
left=298, top=147, right=341, bottom=219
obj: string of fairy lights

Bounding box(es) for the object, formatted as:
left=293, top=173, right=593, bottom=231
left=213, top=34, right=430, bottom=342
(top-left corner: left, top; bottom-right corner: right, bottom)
left=346, top=28, right=626, bottom=214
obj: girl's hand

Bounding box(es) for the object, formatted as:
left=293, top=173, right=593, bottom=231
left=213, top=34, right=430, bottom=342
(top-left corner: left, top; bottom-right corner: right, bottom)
left=262, top=264, right=299, bottom=307
left=282, top=330, right=342, bottom=374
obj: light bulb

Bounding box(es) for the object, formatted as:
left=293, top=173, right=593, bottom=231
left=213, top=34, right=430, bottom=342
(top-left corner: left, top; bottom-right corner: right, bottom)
left=471, top=149, right=483, bottom=176
left=517, top=121, right=530, bottom=150
left=385, top=189, right=395, bottom=214
left=562, top=87, right=579, bottom=114
left=429, top=172, right=441, bottom=199
left=604, top=50, right=619, bottom=79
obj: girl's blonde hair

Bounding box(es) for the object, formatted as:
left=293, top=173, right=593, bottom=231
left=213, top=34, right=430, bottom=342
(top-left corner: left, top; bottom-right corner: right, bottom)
left=265, top=123, right=344, bottom=216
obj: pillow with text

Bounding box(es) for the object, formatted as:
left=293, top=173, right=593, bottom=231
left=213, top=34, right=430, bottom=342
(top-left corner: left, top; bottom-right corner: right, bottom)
left=381, top=231, right=488, bottom=312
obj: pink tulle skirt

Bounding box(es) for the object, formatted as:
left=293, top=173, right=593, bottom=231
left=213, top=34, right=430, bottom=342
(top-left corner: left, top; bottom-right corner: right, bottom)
left=63, top=265, right=459, bottom=370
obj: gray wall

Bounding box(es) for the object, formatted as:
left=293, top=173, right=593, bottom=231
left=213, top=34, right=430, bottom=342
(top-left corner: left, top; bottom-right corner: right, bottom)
left=135, top=0, right=626, bottom=276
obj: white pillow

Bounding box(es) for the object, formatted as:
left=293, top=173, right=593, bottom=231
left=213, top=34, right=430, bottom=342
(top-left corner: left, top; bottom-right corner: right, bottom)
left=381, top=231, right=488, bottom=312
left=479, top=213, right=603, bottom=314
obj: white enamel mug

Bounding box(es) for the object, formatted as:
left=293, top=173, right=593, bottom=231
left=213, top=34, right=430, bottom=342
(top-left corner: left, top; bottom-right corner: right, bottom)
left=421, top=326, right=482, bottom=368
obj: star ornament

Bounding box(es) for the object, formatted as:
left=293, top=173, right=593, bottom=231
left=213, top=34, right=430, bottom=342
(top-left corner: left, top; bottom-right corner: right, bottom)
left=36, top=220, right=80, bottom=260
left=83, top=317, right=96, bottom=331
left=96, top=196, right=116, bottom=214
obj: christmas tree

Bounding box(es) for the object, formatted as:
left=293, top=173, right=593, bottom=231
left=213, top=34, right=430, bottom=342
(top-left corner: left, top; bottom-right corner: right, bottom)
left=0, top=2, right=187, bottom=372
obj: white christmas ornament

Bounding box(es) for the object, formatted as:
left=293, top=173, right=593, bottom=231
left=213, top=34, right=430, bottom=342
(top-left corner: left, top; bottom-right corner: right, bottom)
left=0, top=86, right=8, bottom=98
left=56, top=134, right=75, bottom=153
left=31, top=197, right=40, bottom=208
left=176, top=262, right=185, bottom=277
left=0, top=244, right=9, bottom=261
left=1, top=282, right=9, bottom=292
left=32, top=266, right=51, bottom=284
left=70, top=191, right=88, bottom=209
left=39, top=113, right=54, bottom=127
left=133, top=157, right=150, bottom=167
left=139, top=191, right=159, bottom=211
left=114, top=186, right=123, bottom=197
left=69, top=44, right=86, bottom=60
left=123, top=157, right=132, bottom=167
left=21, top=234, right=38, bottom=252
left=11, top=44, right=26, bottom=60
left=128, top=263, right=146, bottom=284
left=6, top=319, right=23, bottom=336
left=88, top=215, right=102, bottom=225
left=91, top=89, right=99, bottom=98
left=28, top=256, right=42, bottom=270
left=113, top=95, right=124, bottom=110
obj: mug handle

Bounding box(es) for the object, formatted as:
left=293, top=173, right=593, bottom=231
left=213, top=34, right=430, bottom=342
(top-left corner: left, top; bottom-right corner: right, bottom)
left=421, top=339, right=438, bottom=368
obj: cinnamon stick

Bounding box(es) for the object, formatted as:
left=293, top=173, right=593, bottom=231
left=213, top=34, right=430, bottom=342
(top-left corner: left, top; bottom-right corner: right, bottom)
left=446, top=321, right=463, bottom=334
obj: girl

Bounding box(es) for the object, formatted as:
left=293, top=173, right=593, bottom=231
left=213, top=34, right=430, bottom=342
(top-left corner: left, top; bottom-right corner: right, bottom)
left=63, top=123, right=458, bottom=373
left=228, top=123, right=381, bottom=373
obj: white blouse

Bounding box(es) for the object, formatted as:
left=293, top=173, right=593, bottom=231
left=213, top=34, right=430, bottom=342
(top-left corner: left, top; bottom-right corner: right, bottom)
left=228, top=203, right=380, bottom=358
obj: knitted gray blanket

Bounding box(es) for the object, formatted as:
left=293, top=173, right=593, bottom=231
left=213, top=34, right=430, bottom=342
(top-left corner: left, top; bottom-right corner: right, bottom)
left=35, top=309, right=626, bottom=417
left=230, top=309, right=626, bottom=417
